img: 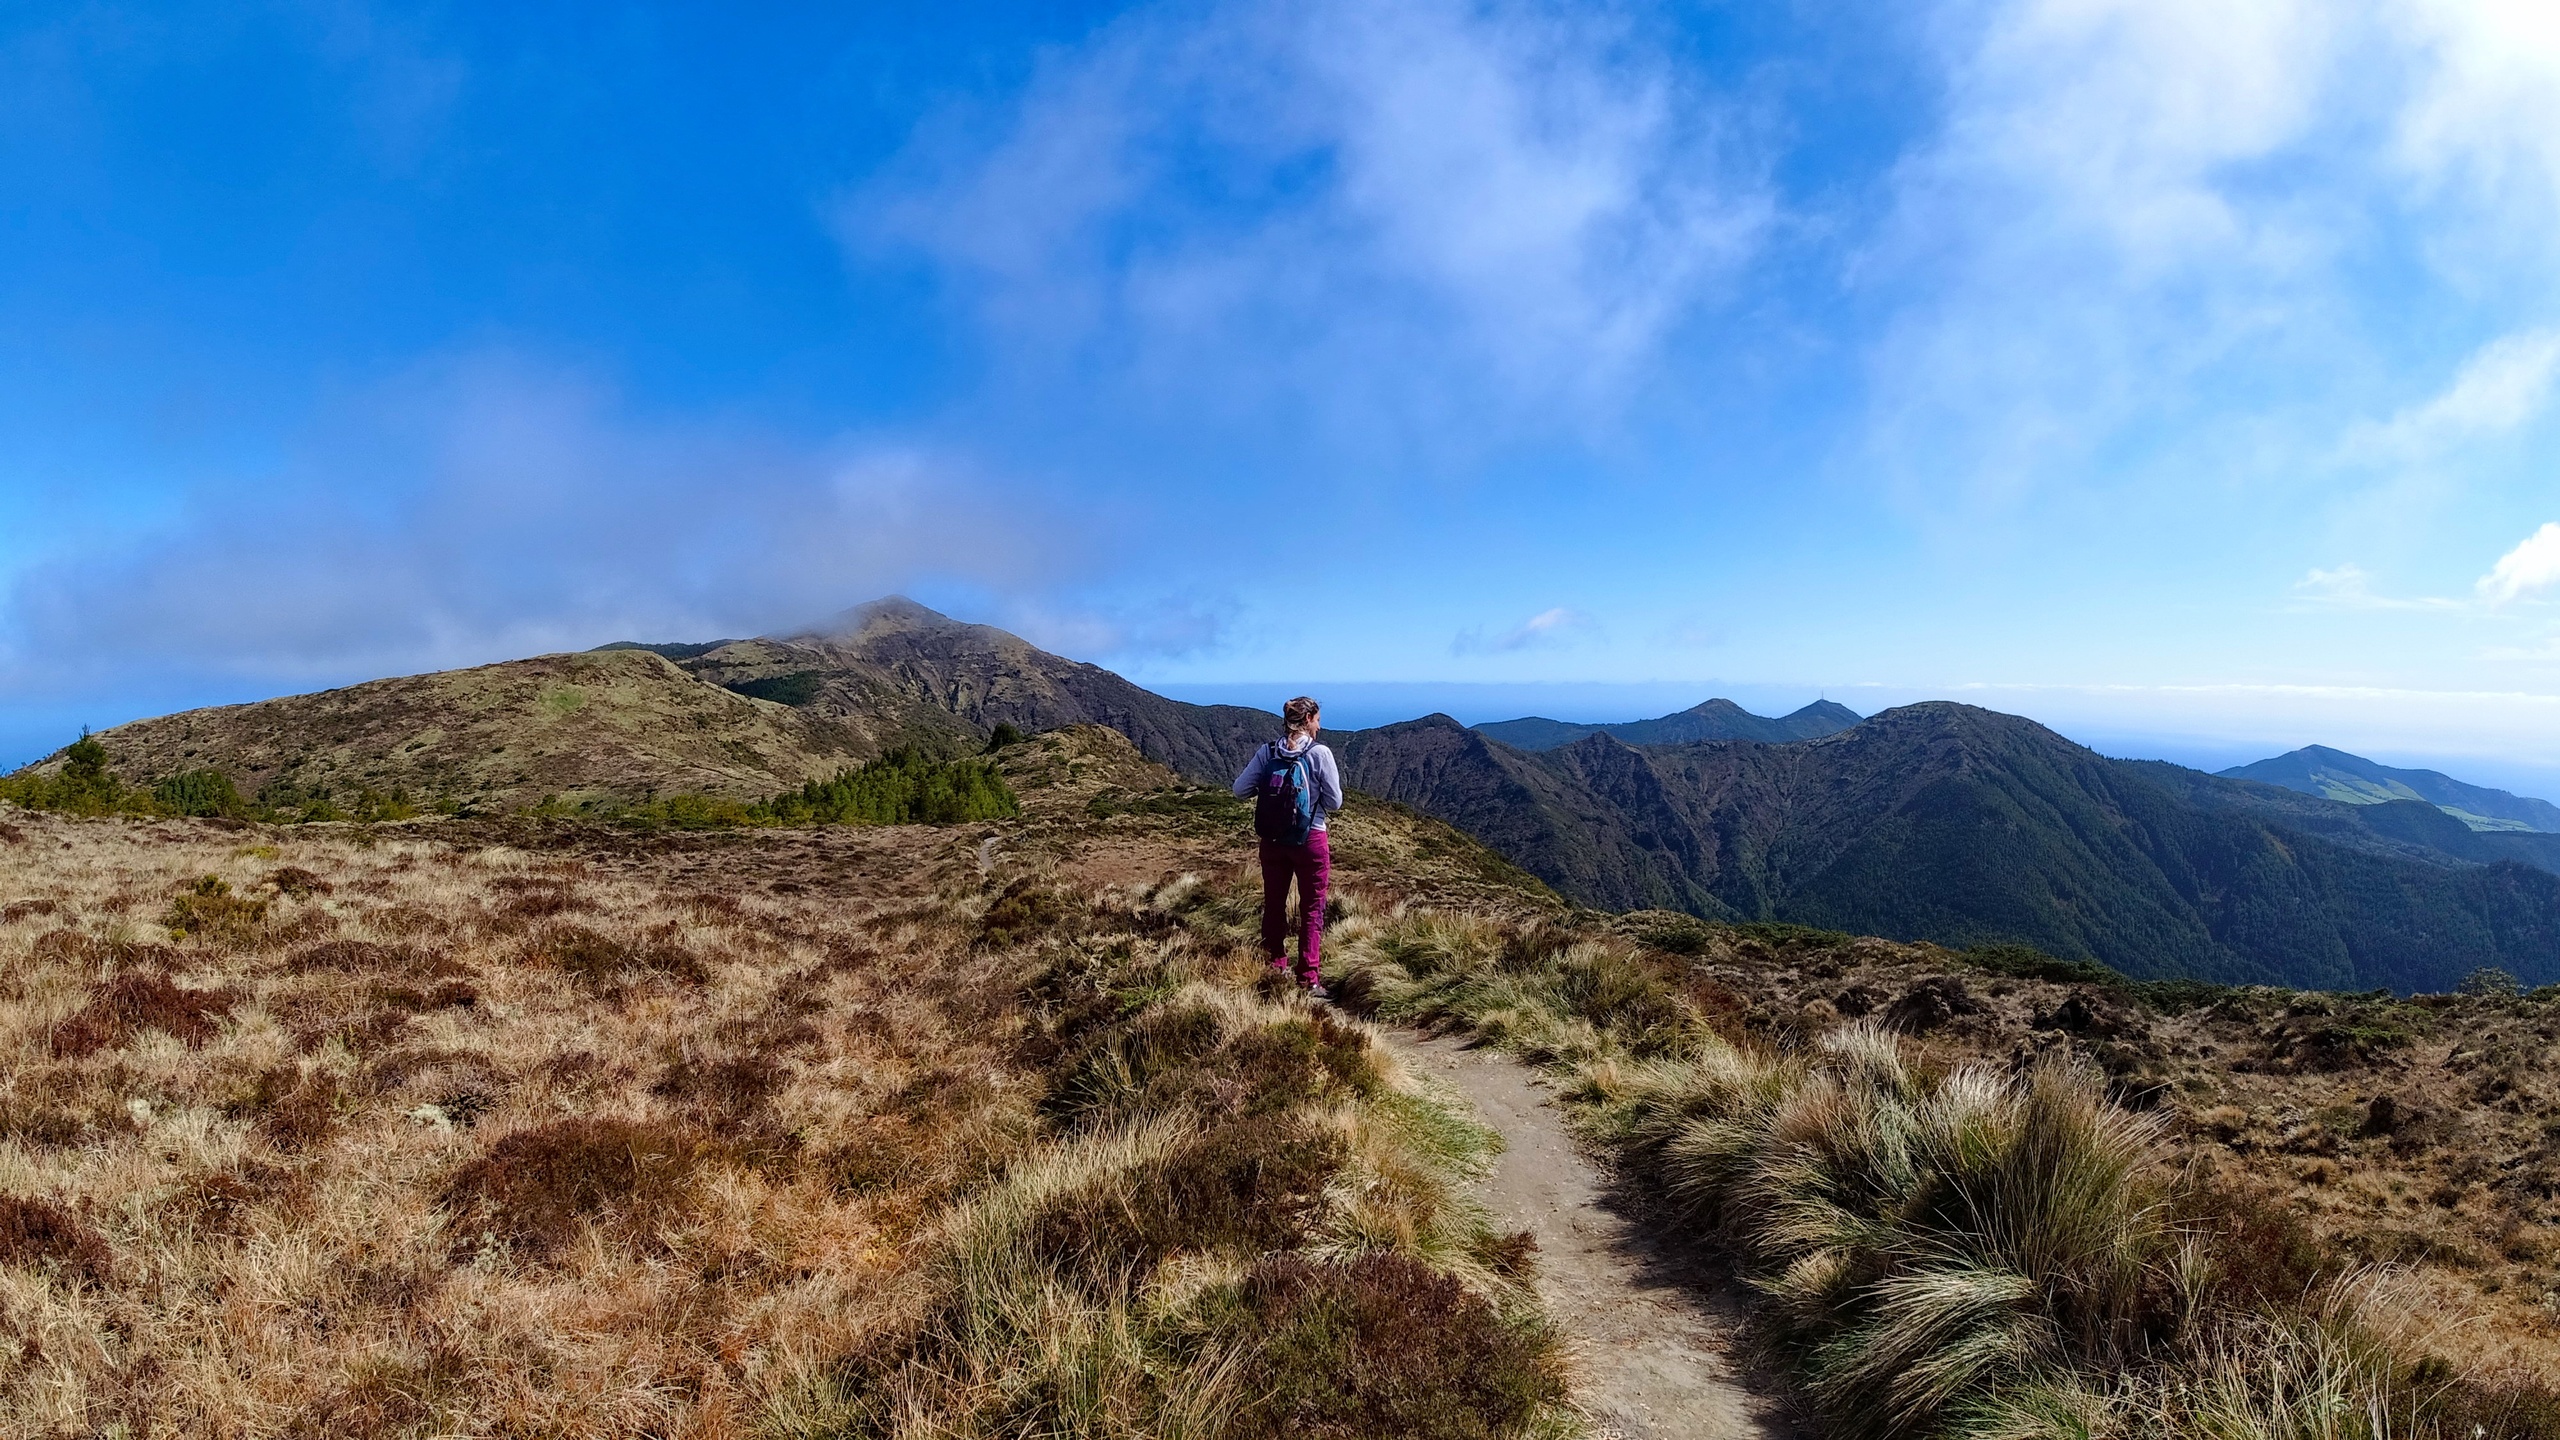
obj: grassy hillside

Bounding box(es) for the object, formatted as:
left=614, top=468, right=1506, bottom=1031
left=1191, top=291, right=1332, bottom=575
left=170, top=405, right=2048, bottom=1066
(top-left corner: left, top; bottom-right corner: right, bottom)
left=665, top=597, right=1283, bottom=785
left=15, top=649, right=869, bottom=815
left=1330, top=909, right=2560, bottom=1440
left=0, top=729, right=1574, bottom=1438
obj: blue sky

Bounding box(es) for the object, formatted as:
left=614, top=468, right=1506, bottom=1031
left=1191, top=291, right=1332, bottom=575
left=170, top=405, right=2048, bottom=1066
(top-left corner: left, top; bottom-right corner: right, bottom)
left=7, top=1, right=2560, bottom=793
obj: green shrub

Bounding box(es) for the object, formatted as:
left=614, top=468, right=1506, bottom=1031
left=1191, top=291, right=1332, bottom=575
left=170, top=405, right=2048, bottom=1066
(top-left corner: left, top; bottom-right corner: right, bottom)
left=154, top=768, right=245, bottom=818
left=2127, top=976, right=2239, bottom=1013
left=1, top=734, right=146, bottom=816
left=2459, top=966, right=2521, bottom=999
left=1960, top=941, right=2120, bottom=987
left=760, top=748, right=1019, bottom=827
left=164, top=874, right=270, bottom=945
left=1731, top=919, right=1857, bottom=949
left=723, top=671, right=824, bottom=706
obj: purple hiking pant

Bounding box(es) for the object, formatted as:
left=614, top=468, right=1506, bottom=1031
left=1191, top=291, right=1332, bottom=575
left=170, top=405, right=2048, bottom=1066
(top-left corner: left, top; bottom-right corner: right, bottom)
left=1259, top=831, right=1330, bottom=983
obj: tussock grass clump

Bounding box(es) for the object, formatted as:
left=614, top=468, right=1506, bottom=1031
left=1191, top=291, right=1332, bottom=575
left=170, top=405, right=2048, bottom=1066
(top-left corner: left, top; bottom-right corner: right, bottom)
left=1698, top=1031, right=2174, bottom=1437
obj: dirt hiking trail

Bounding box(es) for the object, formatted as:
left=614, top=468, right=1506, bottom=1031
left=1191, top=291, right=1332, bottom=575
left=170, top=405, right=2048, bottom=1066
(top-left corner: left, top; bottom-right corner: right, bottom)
left=1388, top=1029, right=1803, bottom=1440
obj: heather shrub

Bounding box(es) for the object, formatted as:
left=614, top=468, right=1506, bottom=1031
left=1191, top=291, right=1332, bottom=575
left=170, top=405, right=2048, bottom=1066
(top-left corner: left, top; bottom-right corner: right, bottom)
left=265, top=864, right=333, bottom=897
left=650, top=1048, right=787, bottom=1118
left=442, top=1118, right=707, bottom=1256
left=525, top=923, right=706, bottom=987
left=1048, top=1000, right=1380, bottom=1124
left=981, top=876, right=1076, bottom=949
left=231, top=1066, right=342, bottom=1152
left=1227, top=1253, right=1565, bottom=1440
left=1026, top=1119, right=1346, bottom=1282
left=50, top=970, right=237, bottom=1056
left=0, top=1194, right=113, bottom=1287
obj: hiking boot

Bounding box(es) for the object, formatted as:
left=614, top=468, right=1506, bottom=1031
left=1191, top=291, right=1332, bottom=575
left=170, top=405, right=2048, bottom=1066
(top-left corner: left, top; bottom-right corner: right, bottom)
left=1306, top=982, right=1333, bottom=1002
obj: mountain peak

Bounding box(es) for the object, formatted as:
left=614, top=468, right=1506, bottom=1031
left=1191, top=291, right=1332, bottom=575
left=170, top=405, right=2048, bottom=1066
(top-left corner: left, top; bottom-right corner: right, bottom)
left=785, top=595, right=972, bottom=644
left=2219, top=745, right=2560, bottom=833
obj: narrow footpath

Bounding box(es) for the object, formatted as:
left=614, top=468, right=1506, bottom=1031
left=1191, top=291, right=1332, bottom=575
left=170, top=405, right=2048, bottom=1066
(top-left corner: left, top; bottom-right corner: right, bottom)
left=1387, top=1030, right=1802, bottom=1440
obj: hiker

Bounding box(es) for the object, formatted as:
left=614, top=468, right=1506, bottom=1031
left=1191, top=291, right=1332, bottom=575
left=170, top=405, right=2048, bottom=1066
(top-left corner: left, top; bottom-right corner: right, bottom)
left=1232, top=696, right=1343, bottom=998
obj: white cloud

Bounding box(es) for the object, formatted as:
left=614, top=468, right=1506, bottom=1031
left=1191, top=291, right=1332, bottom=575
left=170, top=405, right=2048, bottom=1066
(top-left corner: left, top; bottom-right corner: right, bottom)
left=2289, top=563, right=2461, bottom=611
left=1859, top=0, right=2346, bottom=511
left=1926, top=0, right=2336, bottom=267
left=2477, top=521, right=2560, bottom=605
left=2392, top=0, right=2560, bottom=223
left=1855, top=0, right=2560, bottom=530
left=1452, top=606, right=1597, bottom=655
left=2347, top=327, right=2560, bottom=460
left=859, top=0, right=1769, bottom=447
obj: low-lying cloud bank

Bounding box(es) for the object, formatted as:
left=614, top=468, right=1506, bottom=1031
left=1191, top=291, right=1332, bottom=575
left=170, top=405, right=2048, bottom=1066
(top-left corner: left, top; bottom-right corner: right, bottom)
left=0, top=353, right=1087, bottom=697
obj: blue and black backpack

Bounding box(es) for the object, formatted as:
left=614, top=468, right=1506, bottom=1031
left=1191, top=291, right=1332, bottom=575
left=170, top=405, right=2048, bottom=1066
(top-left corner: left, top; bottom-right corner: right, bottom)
left=1252, top=741, right=1319, bottom=845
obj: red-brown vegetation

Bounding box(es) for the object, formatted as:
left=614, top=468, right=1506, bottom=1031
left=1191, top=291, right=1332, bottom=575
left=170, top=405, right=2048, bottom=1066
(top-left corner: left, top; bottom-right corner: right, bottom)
left=0, top=1195, right=111, bottom=1288
left=441, top=1117, right=707, bottom=1257
left=1233, top=1253, right=1566, bottom=1440
left=49, top=970, right=235, bottom=1057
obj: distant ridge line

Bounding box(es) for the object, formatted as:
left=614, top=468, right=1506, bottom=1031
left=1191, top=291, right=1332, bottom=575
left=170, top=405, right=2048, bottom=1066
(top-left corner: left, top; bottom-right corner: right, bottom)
left=1475, top=698, right=1862, bottom=752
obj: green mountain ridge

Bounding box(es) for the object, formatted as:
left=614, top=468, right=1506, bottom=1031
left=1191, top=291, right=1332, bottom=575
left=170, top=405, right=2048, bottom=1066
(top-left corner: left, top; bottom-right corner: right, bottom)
left=2220, top=744, right=2560, bottom=833
left=1339, top=706, right=2560, bottom=993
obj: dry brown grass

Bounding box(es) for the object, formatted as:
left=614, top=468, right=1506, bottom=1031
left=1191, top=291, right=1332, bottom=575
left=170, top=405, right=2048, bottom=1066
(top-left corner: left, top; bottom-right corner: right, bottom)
left=0, top=809, right=1009, bottom=1436
left=0, top=732, right=1573, bottom=1439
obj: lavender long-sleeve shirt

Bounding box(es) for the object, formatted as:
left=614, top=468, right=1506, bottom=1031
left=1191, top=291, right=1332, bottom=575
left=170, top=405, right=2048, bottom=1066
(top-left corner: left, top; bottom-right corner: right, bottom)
left=1231, top=735, right=1344, bottom=831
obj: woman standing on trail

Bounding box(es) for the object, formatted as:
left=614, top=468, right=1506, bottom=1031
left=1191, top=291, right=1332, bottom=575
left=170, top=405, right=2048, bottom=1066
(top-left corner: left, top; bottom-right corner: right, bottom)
left=1233, top=696, right=1343, bottom=998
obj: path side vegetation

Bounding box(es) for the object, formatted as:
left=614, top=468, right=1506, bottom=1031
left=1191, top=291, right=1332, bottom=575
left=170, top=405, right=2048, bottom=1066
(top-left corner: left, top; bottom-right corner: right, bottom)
left=1331, top=907, right=2560, bottom=1440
